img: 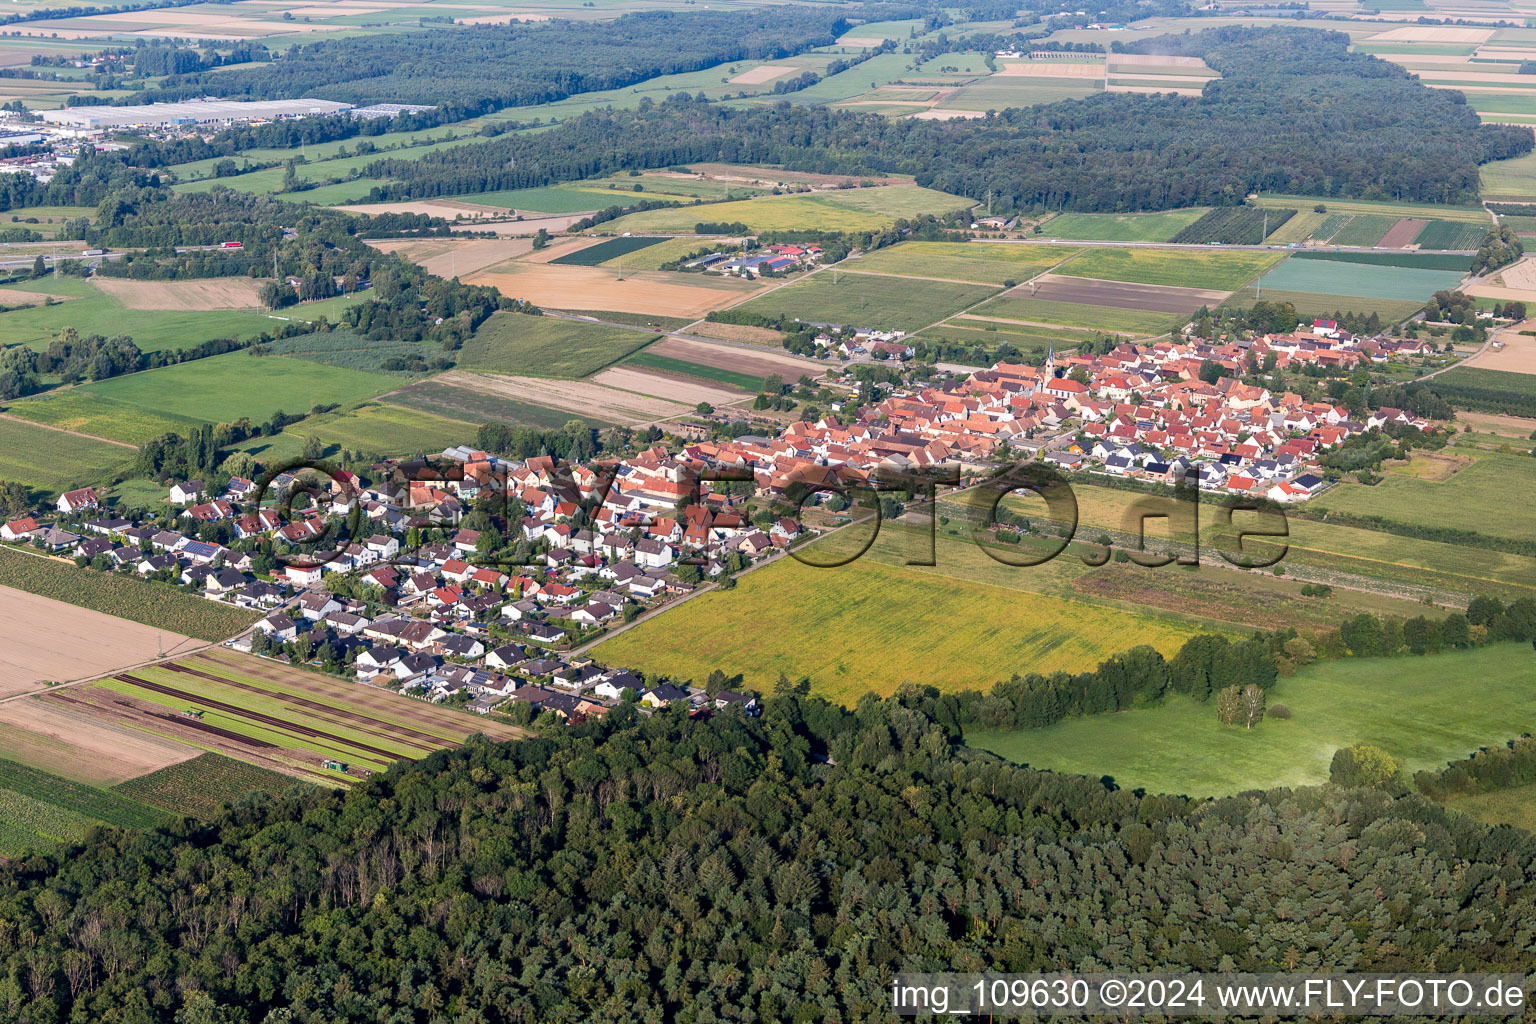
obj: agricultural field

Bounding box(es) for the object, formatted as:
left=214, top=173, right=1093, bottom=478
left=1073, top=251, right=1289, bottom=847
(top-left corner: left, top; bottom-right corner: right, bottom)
left=93, top=648, right=524, bottom=778
left=283, top=402, right=480, bottom=458
left=845, top=241, right=1081, bottom=285
left=1424, top=366, right=1536, bottom=415
left=598, top=533, right=1210, bottom=704
left=0, top=757, right=167, bottom=857
left=0, top=276, right=367, bottom=353
left=0, top=415, right=133, bottom=494
left=1221, top=287, right=1429, bottom=322
left=729, top=270, right=999, bottom=333
left=79, top=350, right=398, bottom=424
left=385, top=379, right=616, bottom=431
left=465, top=259, right=762, bottom=319
left=548, top=235, right=669, bottom=267
left=1058, top=247, right=1283, bottom=290
left=1481, top=149, right=1536, bottom=203
left=115, top=752, right=307, bottom=818
left=1289, top=250, right=1473, bottom=271
left=1169, top=206, right=1294, bottom=245
left=1026, top=275, right=1226, bottom=315
left=1251, top=257, right=1467, bottom=300
left=967, top=643, right=1536, bottom=797
left=644, top=336, right=823, bottom=380
left=0, top=581, right=203, bottom=696
left=623, top=351, right=764, bottom=392
left=1310, top=452, right=1536, bottom=542
left=592, top=184, right=972, bottom=234
left=0, top=546, right=259, bottom=641
left=960, top=293, right=1184, bottom=335
left=3, top=389, right=203, bottom=445
left=256, top=331, right=439, bottom=374
left=458, top=313, right=657, bottom=377
left=0, top=694, right=198, bottom=786
left=419, top=369, right=683, bottom=427
left=1041, top=209, right=1209, bottom=242
left=1250, top=193, right=1490, bottom=223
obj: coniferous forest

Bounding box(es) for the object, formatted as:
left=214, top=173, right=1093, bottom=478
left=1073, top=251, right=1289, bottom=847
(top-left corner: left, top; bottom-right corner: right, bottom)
left=0, top=692, right=1532, bottom=1023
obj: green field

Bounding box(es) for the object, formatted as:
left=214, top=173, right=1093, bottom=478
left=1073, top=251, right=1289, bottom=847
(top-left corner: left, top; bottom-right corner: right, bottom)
left=596, top=531, right=1210, bottom=705
left=3, top=389, right=203, bottom=446
left=846, top=242, right=1082, bottom=284
left=79, top=351, right=398, bottom=424
left=385, top=380, right=617, bottom=430
left=550, top=235, right=669, bottom=267
left=0, top=278, right=368, bottom=353
left=1415, top=220, right=1489, bottom=250
left=967, top=643, right=1536, bottom=797
left=963, top=294, right=1182, bottom=335
left=0, top=546, right=259, bottom=640
left=284, top=402, right=479, bottom=458
left=1251, top=193, right=1491, bottom=223
left=1221, top=287, right=1429, bottom=323
left=114, top=752, right=305, bottom=818
left=0, top=416, right=132, bottom=494
left=0, top=757, right=166, bottom=856
left=594, top=184, right=971, bottom=234
left=730, top=270, right=998, bottom=333
left=261, top=331, right=439, bottom=374
left=456, top=186, right=619, bottom=214
left=623, top=351, right=761, bottom=391
left=1253, top=257, right=1466, bottom=300
left=1290, top=250, right=1472, bottom=271
left=1310, top=452, right=1536, bottom=543
left=1444, top=784, right=1536, bottom=831
left=1481, top=149, right=1536, bottom=202
left=1324, top=214, right=1398, bottom=247
left=1042, top=209, right=1209, bottom=242
left=458, top=313, right=657, bottom=377
left=1060, top=247, right=1283, bottom=290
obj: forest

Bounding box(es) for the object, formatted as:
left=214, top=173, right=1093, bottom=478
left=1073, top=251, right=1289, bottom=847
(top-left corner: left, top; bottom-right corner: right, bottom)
left=356, top=27, right=1529, bottom=212
left=135, top=7, right=854, bottom=115
left=0, top=686, right=1532, bottom=1023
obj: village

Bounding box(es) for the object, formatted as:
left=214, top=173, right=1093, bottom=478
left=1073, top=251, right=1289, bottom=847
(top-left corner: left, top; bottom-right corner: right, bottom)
left=0, top=314, right=1441, bottom=727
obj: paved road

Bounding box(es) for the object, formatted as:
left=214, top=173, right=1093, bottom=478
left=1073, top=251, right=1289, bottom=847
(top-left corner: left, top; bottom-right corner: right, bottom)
left=973, top=238, right=1477, bottom=255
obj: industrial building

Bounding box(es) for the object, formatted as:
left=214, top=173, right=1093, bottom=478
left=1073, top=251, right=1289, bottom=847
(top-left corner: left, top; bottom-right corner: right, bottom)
left=41, top=98, right=352, bottom=131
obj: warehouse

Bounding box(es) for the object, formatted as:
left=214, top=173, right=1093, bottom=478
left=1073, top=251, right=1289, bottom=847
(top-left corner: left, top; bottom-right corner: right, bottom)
left=41, top=98, right=352, bottom=131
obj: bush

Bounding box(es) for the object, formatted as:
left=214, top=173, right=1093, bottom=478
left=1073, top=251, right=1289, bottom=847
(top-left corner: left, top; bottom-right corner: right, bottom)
left=1268, top=704, right=1291, bottom=719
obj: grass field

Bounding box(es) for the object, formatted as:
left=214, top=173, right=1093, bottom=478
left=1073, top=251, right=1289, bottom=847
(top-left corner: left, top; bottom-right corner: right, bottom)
left=114, top=752, right=304, bottom=818
left=450, top=186, right=621, bottom=214
left=1310, top=452, right=1536, bottom=542
left=967, top=643, right=1536, bottom=797
left=594, top=184, right=971, bottom=234
left=964, top=294, right=1183, bottom=334
left=1220, top=287, right=1429, bottom=323
left=1415, top=220, right=1489, bottom=250
left=260, top=331, right=437, bottom=375
left=385, top=379, right=615, bottom=430
left=1060, top=247, right=1283, bottom=290
left=98, top=648, right=522, bottom=775
left=283, top=402, right=479, bottom=458
left=1251, top=193, right=1491, bottom=223
left=0, top=415, right=132, bottom=494
left=731, top=270, right=998, bottom=333
left=622, top=351, right=762, bottom=392
left=3, top=389, right=202, bottom=445
left=1042, top=209, right=1208, bottom=242
left=458, top=313, right=657, bottom=377
left=79, top=351, right=397, bottom=424
left=1482, top=149, right=1536, bottom=202
left=846, top=242, right=1081, bottom=284
left=1253, top=257, right=1467, bottom=300
left=550, top=236, right=668, bottom=267
left=0, top=546, right=258, bottom=640
left=1326, top=214, right=1399, bottom=247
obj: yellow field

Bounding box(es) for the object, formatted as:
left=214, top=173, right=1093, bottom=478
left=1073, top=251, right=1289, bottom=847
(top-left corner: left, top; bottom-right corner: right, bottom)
left=593, top=184, right=970, bottom=234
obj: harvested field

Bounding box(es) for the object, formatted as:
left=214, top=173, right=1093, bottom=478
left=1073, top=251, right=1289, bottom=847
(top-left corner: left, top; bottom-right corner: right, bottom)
left=995, top=62, right=1104, bottom=77
left=451, top=215, right=590, bottom=235
left=0, top=696, right=196, bottom=785
left=431, top=369, right=689, bottom=425
left=465, top=263, right=762, bottom=318
left=729, top=64, right=797, bottom=84
left=690, top=321, right=787, bottom=346
left=1028, top=274, right=1227, bottom=314
left=1467, top=321, right=1536, bottom=373
left=1496, top=255, right=1536, bottom=290
left=0, top=583, right=202, bottom=695
left=837, top=35, right=887, bottom=45
left=1367, top=26, right=1493, bottom=41
left=593, top=366, right=748, bottom=406
left=369, top=236, right=532, bottom=278
left=90, top=277, right=264, bottom=310
left=1378, top=217, right=1430, bottom=248
left=650, top=336, right=825, bottom=377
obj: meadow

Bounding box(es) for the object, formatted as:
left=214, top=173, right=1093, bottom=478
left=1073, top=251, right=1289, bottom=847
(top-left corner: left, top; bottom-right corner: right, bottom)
left=3, top=389, right=201, bottom=445
left=1253, top=258, right=1467, bottom=300
left=1481, top=149, right=1536, bottom=202
left=0, top=546, right=259, bottom=640
left=1444, top=784, right=1536, bottom=831
left=733, top=270, right=997, bottom=333
left=385, top=379, right=613, bottom=430
left=594, top=184, right=971, bottom=234
left=79, top=351, right=398, bottom=424
left=458, top=186, right=624, bottom=214
left=967, top=643, right=1536, bottom=797
left=283, top=402, right=480, bottom=458
left=963, top=294, right=1182, bottom=334
left=458, top=313, right=657, bottom=377
left=0, top=415, right=132, bottom=493
left=1042, top=209, right=1208, bottom=242
left=261, top=331, right=438, bottom=374
left=847, top=242, right=1081, bottom=284
left=1060, top=247, right=1282, bottom=291
left=1309, top=452, right=1536, bottom=542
